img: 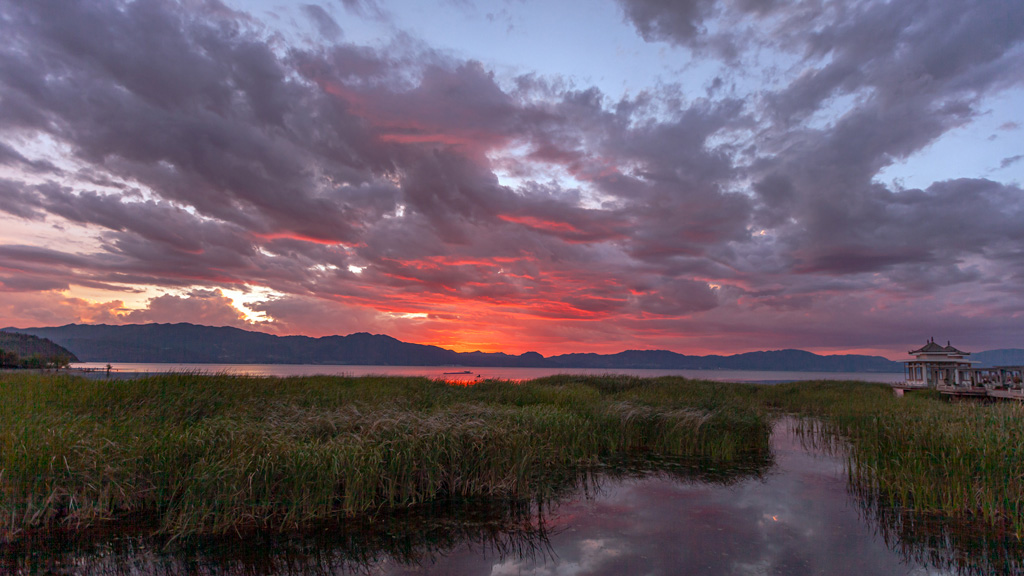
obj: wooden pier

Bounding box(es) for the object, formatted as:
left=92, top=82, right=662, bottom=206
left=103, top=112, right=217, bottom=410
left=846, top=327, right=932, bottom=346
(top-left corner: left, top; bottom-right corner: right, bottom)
left=932, top=366, right=1024, bottom=400
left=935, top=384, right=991, bottom=398
left=897, top=377, right=1024, bottom=401
left=986, top=388, right=1024, bottom=401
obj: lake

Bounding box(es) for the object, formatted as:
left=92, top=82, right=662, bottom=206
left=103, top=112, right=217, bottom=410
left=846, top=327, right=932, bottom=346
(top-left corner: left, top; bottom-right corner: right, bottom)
left=72, top=362, right=904, bottom=384
left=5, top=419, right=1016, bottom=575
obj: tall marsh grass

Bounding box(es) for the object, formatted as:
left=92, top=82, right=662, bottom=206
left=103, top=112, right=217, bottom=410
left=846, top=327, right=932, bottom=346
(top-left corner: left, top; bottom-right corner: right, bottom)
left=0, top=372, right=769, bottom=540
left=767, top=381, right=1024, bottom=537
left=5, top=372, right=1022, bottom=543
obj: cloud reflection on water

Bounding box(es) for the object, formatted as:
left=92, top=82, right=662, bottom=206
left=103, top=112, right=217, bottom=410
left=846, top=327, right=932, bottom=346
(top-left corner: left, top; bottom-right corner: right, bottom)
left=10, top=422, right=1016, bottom=575
left=384, top=423, right=946, bottom=576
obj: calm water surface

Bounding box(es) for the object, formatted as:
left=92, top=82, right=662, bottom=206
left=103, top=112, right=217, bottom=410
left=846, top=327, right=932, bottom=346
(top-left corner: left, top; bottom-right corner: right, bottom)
left=7, top=421, right=1015, bottom=575
left=72, top=362, right=903, bottom=384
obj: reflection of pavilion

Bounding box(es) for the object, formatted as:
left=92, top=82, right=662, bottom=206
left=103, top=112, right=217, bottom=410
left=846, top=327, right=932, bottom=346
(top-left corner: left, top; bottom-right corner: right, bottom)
left=894, top=338, right=1024, bottom=400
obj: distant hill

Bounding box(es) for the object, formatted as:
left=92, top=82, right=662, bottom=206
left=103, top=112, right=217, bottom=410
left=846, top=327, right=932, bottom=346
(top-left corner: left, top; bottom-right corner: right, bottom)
left=0, top=323, right=547, bottom=367
left=2, top=323, right=464, bottom=365
left=0, top=332, right=79, bottom=367
left=971, top=349, right=1024, bottom=367
left=3, top=323, right=906, bottom=373
left=547, top=348, right=901, bottom=372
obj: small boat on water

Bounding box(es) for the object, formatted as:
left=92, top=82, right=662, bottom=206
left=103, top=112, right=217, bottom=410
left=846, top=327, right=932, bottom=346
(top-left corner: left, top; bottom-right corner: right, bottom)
left=442, top=370, right=473, bottom=375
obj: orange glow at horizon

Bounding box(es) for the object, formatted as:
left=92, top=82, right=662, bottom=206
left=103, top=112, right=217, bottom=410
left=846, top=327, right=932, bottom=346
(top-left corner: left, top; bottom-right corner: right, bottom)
left=29, top=282, right=911, bottom=360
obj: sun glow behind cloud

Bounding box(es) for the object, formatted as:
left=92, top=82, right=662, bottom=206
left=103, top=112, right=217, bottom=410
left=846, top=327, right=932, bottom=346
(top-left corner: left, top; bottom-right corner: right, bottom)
left=217, top=286, right=283, bottom=324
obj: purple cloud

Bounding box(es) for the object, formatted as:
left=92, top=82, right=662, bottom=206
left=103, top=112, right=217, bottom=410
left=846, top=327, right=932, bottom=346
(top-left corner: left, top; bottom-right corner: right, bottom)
left=0, top=0, right=1021, bottom=355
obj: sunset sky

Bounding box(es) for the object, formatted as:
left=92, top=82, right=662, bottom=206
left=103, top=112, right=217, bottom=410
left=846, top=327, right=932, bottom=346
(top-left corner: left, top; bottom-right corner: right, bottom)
left=1, top=0, right=1022, bottom=358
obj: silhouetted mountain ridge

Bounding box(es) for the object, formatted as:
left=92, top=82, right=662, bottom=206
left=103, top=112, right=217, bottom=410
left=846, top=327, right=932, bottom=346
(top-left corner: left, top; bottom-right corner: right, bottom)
left=971, top=349, right=1024, bottom=367
left=0, top=332, right=79, bottom=365
left=1, top=323, right=922, bottom=372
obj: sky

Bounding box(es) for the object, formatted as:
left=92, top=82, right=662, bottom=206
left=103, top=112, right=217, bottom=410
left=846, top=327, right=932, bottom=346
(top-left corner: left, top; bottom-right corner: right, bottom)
left=0, top=0, right=1022, bottom=359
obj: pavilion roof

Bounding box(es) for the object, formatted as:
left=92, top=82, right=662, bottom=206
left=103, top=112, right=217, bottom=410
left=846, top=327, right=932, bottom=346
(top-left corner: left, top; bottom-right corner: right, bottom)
left=908, top=339, right=970, bottom=356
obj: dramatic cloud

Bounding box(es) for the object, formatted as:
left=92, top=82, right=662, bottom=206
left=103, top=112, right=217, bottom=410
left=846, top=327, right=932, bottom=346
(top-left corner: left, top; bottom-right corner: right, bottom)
left=121, top=289, right=249, bottom=326
left=0, top=0, right=1021, bottom=356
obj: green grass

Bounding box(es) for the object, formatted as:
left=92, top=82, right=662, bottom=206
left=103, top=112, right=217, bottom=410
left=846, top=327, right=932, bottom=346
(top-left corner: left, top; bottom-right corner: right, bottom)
left=0, top=372, right=769, bottom=540
left=768, top=381, right=1024, bottom=537
left=3, top=372, right=1023, bottom=543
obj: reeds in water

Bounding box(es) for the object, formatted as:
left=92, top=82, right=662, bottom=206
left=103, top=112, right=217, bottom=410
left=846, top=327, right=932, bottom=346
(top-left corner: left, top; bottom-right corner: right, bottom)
left=766, top=381, right=1024, bottom=537
left=6, top=373, right=1020, bottom=543
left=0, top=372, right=769, bottom=540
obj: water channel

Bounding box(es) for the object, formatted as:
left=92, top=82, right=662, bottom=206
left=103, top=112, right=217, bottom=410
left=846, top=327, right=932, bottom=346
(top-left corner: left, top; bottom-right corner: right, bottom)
left=5, top=419, right=1020, bottom=575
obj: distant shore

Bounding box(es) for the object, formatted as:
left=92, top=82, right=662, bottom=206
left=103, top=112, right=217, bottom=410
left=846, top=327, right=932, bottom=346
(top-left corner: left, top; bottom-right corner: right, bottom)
left=66, top=361, right=904, bottom=384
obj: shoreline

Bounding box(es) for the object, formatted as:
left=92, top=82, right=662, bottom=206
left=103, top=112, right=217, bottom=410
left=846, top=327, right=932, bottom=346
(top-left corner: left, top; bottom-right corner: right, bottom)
left=65, top=361, right=904, bottom=384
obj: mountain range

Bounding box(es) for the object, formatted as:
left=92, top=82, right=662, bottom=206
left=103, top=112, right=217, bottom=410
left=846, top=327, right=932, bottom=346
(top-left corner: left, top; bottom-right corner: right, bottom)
left=970, top=349, right=1024, bottom=367
left=0, top=322, right=932, bottom=372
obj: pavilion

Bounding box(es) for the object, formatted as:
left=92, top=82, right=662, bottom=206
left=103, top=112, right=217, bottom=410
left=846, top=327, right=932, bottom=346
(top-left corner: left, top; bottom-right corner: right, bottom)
left=900, top=338, right=976, bottom=390
left=894, top=339, right=1024, bottom=400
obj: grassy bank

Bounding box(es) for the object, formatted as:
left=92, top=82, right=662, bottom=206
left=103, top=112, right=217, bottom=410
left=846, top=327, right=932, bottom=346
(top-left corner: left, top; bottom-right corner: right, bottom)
left=3, top=373, right=1022, bottom=542
left=0, top=372, right=769, bottom=540
left=768, top=381, right=1024, bottom=536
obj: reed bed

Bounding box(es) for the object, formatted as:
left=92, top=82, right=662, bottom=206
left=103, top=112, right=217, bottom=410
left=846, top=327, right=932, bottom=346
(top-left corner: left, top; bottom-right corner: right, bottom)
left=0, top=372, right=769, bottom=540
left=5, top=372, right=1021, bottom=543
left=766, top=381, right=1024, bottom=537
